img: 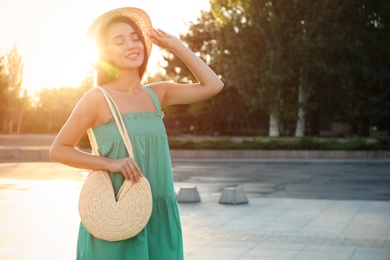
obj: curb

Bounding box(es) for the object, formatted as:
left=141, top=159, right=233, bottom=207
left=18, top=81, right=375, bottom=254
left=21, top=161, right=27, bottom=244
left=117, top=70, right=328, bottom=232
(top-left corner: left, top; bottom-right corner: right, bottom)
left=0, top=146, right=389, bottom=163
left=171, top=158, right=390, bottom=164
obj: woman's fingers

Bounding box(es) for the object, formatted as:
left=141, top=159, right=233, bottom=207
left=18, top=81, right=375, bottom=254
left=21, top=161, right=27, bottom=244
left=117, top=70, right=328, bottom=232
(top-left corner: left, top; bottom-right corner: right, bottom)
left=127, top=160, right=142, bottom=182
left=150, top=28, right=173, bottom=48
left=123, top=158, right=143, bottom=182
left=152, top=28, right=168, bottom=38
left=107, top=157, right=143, bottom=182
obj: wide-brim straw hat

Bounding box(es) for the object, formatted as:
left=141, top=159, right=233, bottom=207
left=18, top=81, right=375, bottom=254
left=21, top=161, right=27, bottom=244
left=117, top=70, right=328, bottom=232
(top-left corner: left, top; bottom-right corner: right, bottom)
left=87, top=7, right=153, bottom=58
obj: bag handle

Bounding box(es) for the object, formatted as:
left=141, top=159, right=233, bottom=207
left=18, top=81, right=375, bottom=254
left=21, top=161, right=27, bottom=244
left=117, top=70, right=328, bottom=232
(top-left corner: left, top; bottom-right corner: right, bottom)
left=86, top=86, right=140, bottom=201
left=87, top=86, right=134, bottom=159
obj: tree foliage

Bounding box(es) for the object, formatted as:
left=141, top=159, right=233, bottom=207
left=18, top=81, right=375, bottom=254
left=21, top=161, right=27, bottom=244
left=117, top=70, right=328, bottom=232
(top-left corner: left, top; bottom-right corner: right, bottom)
left=0, top=45, right=25, bottom=133
left=157, top=0, right=390, bottom=136
left=0, top=0, right=389, bottom=137
left=0, top=55, right=9, bottom=126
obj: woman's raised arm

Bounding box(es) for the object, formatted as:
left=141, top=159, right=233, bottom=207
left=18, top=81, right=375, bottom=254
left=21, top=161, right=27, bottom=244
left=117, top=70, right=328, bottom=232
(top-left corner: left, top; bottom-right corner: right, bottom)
left=149, top=28, right=224, bottom=107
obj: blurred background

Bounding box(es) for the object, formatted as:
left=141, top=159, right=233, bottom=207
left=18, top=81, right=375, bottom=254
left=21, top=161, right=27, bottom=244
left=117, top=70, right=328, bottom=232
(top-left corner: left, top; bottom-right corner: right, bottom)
left=0, top=0, right=389, bottom=144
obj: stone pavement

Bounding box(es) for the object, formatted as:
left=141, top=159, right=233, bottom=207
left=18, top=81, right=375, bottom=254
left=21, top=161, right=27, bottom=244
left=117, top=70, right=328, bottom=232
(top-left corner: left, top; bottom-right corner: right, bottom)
left=0, top=162, right=389, bottom=260
left=178, top=193, right=390, bottom=260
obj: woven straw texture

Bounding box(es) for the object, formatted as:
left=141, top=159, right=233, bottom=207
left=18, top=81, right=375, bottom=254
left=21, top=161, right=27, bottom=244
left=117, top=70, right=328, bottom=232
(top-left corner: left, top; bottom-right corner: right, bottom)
left=87, top=7, right=153, bottom=57
left=78, top=86, right=153, bottom=241
left=79, top=170, right=152, bottom=241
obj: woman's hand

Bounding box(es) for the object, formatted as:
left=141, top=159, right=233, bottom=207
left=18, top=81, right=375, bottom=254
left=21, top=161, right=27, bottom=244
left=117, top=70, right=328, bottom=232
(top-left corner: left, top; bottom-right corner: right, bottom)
left=148, top=27, right=224, bottom=109
left=106, top=157, right=143, bottom=183
left=150, top=28, right=180, bottom=50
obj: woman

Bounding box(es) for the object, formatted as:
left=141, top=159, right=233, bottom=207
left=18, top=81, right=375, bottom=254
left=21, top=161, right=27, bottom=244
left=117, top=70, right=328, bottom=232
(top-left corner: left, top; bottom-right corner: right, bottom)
left=49, top=7, right=223, bottom=260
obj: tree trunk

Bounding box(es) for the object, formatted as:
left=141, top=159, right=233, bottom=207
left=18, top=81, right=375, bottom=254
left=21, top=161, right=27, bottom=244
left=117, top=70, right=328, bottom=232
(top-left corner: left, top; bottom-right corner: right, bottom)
left=2, top=116, right=7, bottom=133
left=295, top=108, right=305, bottom=137
left=48, top=110, right=52, bottom=133
left=17, top=109, right=23, bottom=134
left=8, top=118, right=13, bottom=134
left=8, top=109, right=14, bottom=134
left=361, top=113, right=370, bottom=137
left=295, top=68, right=305, bottom=137
left=269, top=112, right=280, bottom=137
left=309, top=111, right=320, bottom=136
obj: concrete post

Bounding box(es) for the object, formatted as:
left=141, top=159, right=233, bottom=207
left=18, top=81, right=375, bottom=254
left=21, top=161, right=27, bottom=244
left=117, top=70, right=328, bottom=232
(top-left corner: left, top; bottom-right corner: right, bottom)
left=176, top=186, right=201, bottom=203
left=219, top=187, right=249, bottom=205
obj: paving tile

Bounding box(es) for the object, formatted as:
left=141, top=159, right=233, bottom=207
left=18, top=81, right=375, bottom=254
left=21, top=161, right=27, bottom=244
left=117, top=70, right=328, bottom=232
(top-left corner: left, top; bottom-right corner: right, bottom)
left=303, top=244, right=356, bottom=253
left=351, top=248, right=390, bottom=260
left=243, top=248, right=301, bottom=259
left=384, top=239, right=390, bottom=248
left=183, top=239, right=209, bottom=255
left=251, top=243, right=306, bottom=251
left=293, top=251, right=353, bottom=260
left=208, top=240, right=258, bottom=248
left=342, top=223, right=389, bottom=237
left=184, top=254, right=238, bottom=260
left=189, top=245, right=249, bottom=259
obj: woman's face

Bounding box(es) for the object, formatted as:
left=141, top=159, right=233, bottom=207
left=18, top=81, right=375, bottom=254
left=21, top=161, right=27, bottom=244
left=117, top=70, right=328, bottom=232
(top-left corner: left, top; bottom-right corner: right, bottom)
left=102, top=21, right=145, bottom=71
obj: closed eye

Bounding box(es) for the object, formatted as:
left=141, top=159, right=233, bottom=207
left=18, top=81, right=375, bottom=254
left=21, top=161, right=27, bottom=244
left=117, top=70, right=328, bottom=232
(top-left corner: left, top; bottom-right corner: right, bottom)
left=130, top=33, right=141, bottom=41
left=111, top=35, right=125, bottom=45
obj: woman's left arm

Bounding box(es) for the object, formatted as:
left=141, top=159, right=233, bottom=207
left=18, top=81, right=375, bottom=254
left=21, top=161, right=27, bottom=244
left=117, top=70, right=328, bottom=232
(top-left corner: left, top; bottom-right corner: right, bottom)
left=150, top=28, right=224, bottom=107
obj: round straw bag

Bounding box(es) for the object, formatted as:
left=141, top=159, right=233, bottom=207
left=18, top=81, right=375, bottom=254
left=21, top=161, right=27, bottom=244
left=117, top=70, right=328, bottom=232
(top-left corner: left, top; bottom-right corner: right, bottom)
left=79, top=171, right=152, bottom=241
left=78, top=87, right=153, bottom=241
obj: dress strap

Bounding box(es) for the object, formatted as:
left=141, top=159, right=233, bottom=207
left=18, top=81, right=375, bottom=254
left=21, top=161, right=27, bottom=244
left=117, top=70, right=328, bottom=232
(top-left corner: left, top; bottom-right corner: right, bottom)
left=144, top=85, right=161, bottom=111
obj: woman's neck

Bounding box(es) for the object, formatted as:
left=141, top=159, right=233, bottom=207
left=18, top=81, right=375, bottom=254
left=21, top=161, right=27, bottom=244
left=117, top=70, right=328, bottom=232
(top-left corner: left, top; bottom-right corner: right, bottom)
left=105, top=70, right=143, bottom=93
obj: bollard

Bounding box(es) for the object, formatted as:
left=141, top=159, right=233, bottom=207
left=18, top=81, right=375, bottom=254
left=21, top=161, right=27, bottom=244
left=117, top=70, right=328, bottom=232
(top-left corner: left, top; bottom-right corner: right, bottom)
left=176, top=186, right=201, bottom=203
left=219, top=187, right=249, bottom=205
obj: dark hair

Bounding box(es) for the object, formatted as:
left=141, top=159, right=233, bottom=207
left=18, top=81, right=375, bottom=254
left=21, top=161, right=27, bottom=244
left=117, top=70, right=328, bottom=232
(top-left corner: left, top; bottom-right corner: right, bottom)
left=95, top=17, right=149, bottom=85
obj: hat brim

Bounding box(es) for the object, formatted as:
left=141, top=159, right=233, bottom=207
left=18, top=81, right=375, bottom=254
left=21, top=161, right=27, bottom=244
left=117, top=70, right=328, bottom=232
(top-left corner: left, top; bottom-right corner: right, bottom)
left=87, top=7, right=153, bottom=57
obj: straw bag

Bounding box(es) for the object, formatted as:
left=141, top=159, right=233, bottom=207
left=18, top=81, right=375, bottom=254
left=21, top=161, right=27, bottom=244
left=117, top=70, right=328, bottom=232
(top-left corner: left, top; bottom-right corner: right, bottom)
left=78, top=86, right=153, bottom=242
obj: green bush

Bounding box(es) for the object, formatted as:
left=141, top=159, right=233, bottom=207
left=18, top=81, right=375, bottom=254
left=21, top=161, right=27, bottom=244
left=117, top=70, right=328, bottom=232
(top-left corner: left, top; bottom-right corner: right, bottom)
left=375, top=137, right=390, bottom=150
left=78, top=135, right=389, bottom=150
left=168, top=137, right=388, bottom=150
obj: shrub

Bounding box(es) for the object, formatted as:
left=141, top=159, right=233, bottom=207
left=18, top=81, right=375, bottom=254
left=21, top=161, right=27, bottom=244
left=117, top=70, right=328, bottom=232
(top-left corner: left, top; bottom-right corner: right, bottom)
left=168, top=137, right=388, bottom=150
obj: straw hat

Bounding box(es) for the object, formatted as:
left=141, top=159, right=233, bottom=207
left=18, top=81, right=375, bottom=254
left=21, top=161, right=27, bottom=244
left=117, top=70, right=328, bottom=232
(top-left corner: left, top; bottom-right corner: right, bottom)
left=79, top=170, right=153, bottom=241
left=87, top=7, right=153, bottom=58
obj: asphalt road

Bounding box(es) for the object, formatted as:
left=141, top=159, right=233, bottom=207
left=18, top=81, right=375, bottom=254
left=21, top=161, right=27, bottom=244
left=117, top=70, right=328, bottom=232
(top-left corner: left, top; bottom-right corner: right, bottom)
left=0, top=160, right=389, bottom=201
left=171, top=160, right=390, bottom=201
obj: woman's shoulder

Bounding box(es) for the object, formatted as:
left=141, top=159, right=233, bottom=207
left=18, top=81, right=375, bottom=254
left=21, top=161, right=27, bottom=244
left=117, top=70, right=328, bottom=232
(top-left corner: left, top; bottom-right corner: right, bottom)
left=146, top=81, right=172, bottom=102
left=81, top=87, right=106, bottom=103
left=147, top=81, right=170, bottom=88
left=146, top=81, right=175, bottom=94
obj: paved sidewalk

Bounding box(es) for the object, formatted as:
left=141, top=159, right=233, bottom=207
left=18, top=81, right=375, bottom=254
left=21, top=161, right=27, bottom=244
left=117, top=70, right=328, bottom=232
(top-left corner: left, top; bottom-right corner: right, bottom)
left=178, top=193, right=390, bottom=260
left=0, top=162, right=389, bottom=259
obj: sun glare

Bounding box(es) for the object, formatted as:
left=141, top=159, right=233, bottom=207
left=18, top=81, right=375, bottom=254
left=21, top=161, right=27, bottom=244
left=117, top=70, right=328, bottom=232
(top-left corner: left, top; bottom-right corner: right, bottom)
left=20, top=8, right=100, bottom=95
left=0, top=0, right=210, bottom=96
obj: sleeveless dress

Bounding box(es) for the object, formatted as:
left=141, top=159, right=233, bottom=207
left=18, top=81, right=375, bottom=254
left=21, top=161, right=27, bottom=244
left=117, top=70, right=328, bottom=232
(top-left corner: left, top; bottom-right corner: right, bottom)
left=76, top=86, right=184, bottom=260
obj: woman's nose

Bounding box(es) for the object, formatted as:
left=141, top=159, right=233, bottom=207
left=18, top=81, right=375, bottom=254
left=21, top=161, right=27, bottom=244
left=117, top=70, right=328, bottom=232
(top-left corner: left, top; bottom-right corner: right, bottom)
left=126, top=40, right=136, bottom=50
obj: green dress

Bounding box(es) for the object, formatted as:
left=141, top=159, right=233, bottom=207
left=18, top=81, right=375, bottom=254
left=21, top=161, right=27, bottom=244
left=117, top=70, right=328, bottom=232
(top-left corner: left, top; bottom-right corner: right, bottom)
left=76, top=86, right=184, bottom=260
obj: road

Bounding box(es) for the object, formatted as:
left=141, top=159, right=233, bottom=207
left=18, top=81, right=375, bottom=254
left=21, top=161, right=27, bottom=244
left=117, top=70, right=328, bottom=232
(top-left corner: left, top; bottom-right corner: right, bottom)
left=171, top=160, right=390, bottom=201
left=1, top=160, right=389, bottom=200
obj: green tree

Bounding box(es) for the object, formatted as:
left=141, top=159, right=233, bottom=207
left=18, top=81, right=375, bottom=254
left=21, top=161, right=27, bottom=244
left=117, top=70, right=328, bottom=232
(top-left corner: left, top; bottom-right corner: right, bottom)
left=0, top=54, right=9, bottom=132
left=336, top=0, right=390, bottom=136
left=161, top=10, right=253, bottom=135
left=210, top=0, right=390, bottom=137
left=2, top=44, right=24, bottom=133
left=37, top=86, right=88, bottom=133
left=210, top=0, right=304, bottom=136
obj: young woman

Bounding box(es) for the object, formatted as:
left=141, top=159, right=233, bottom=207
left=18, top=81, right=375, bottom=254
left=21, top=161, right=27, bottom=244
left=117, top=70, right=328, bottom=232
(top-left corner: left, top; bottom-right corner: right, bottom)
left=50, top=7, right=223, bottom=260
